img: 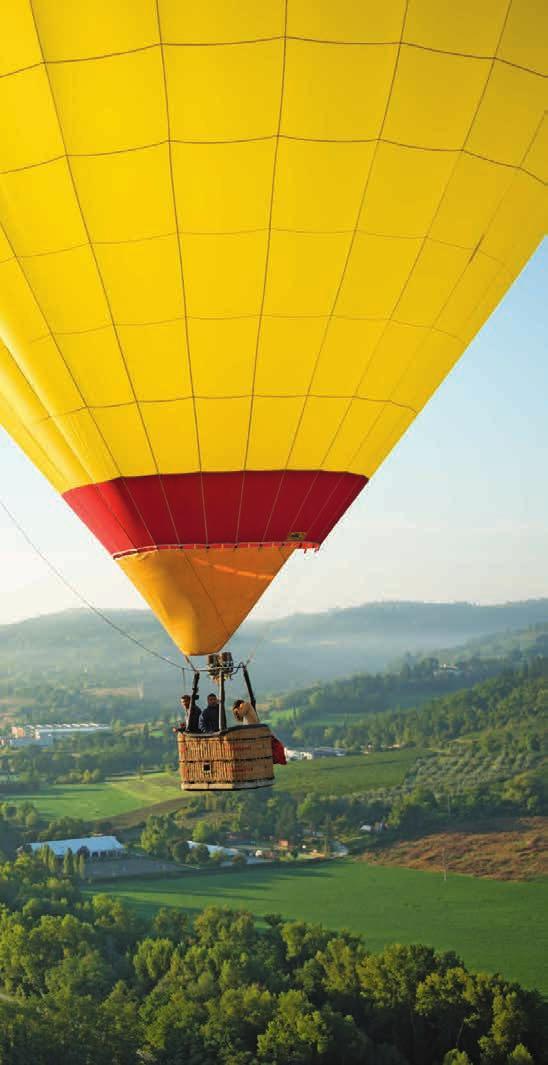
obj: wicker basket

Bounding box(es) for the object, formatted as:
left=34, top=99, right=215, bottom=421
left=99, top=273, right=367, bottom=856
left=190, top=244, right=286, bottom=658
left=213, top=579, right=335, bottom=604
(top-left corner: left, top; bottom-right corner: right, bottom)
left=177, top=724, right=275, bottom=791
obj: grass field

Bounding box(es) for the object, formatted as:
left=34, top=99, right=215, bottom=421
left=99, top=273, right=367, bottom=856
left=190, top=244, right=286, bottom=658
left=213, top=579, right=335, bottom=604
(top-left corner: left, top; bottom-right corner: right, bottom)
left=89, top=860, right=548, bottom=993
left=8, top=750, right=417, bottom=824
left=277, top=749, right=419, bottom=795
left=12, top=771, right=183, bottom=823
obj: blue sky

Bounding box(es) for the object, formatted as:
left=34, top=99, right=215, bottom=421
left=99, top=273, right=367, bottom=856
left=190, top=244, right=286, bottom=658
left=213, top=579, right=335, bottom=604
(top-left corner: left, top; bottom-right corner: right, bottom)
left=0, top=239, right=546, bottom=625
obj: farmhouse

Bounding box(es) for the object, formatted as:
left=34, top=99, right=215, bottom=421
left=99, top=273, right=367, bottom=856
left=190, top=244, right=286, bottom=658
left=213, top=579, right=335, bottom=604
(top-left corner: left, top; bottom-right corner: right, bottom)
left=29, top=835, right=125, bottom=860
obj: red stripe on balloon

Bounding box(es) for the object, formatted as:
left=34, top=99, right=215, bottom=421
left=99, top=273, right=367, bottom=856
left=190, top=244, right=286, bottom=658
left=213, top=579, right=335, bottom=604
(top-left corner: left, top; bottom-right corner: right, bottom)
left=63, top=471, right=367, bottom=556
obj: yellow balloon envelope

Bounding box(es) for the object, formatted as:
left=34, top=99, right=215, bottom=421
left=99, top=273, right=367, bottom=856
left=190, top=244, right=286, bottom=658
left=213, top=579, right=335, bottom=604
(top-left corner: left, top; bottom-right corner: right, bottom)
left=0, top=1, right=546, bottom=653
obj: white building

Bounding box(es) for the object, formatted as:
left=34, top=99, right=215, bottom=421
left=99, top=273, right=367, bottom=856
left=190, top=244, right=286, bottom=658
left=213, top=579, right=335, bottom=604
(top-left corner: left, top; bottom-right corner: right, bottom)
left=3, top=734, right=53, bottom=749
left=286, top=746, right=347, bottom=761
left=29, top=835, right=125, bottom=859
left=8, top=723, right=111, bottom=746
left=34, top=723, right=111, bottom=740
left=187, top=840, right=239, bottom=858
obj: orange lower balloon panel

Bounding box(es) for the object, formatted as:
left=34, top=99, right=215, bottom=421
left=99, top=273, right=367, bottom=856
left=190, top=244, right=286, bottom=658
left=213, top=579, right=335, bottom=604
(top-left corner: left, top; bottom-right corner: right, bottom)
left=116, top=545, right=295, bottom=655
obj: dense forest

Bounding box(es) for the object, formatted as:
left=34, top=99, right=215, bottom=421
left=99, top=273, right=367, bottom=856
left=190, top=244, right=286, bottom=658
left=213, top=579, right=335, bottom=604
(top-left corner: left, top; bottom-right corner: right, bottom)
left=0, top=852, right=545, bottom=1065
left=274, top=656, right=548, bottom=750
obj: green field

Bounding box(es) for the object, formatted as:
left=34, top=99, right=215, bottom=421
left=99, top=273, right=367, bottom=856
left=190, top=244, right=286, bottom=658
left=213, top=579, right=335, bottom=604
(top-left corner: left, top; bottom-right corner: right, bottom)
left=12, top=772, right=182, bottom=822
left=89, top=860, right=548, bottom=993
left=277, top=749, right=418, bottom=795
left=8, top=751, right=416, bottom=825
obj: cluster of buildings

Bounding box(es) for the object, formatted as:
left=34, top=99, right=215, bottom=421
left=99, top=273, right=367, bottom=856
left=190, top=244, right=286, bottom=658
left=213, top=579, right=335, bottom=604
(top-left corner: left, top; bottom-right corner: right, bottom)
left=4, top=722, right=111, bottom=748
left=285, top=746, right=347, bottom=761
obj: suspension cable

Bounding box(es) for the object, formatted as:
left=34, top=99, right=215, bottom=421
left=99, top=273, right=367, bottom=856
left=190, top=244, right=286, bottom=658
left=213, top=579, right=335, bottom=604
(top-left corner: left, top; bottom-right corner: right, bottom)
left=0, top=496, right=283, bottom=677
left=243, top=614, right=278, bottom=667
left=0, top=496, right=196, bottom=673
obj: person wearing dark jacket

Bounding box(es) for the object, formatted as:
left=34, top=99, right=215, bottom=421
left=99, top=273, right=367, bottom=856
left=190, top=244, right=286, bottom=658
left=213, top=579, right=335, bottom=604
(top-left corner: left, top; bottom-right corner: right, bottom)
left=199, top=693, right=220, bottom=733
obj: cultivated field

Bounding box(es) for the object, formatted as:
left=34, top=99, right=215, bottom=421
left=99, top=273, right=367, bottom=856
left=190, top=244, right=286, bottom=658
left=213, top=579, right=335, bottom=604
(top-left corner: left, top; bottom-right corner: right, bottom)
left=13, top=771, right=183, bottom=823
left=91, top=859, right=548, bottom=994
left=277, top=749, right=418, bottom=795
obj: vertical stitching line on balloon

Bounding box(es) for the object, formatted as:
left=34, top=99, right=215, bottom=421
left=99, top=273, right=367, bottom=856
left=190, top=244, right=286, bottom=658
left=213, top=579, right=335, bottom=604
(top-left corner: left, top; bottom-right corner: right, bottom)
left=235, top=0, right=289, bottom=545
left=154, top=0, right=209, bottom=545
left=181, top=550, right=232, bottom=651
left=350, top=0, right=515, bottom=417
left=303, top=473, right=364, bottom=545
left=0, top=219, right=143, bottom=553
left=27, top=0, right=178, bottom=548
left=262, top=1, right=411, bottom=543
left=0, top=368, right=101, bottom=523
left=314, top=476, right=366, bottom=544
left=340, top=0, right=523, bottom=474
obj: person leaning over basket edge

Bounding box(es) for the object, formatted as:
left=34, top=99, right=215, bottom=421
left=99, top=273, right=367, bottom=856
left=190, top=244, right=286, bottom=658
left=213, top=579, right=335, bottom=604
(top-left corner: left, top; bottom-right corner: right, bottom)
left=232, top=698, right=259, bottom=724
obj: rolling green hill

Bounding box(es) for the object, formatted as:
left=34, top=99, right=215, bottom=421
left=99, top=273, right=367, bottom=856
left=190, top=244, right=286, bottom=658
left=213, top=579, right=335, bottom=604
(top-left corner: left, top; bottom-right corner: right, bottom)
left=0, top=600, right=547, bottom=697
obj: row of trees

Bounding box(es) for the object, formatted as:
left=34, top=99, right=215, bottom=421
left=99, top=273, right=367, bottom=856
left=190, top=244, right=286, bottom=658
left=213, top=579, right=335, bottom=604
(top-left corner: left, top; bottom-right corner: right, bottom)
left=1, top=723, right=177, bottom=790
left=0, top=851, right=545, bottom=1065
left=138, top=758, right=546, bottom=864
left=272, top=655, right=515, bottom=730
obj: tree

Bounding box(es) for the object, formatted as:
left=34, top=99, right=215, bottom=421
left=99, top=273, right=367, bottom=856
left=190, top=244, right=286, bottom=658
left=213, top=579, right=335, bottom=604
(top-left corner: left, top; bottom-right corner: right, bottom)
left=133, top=937, right=174, bottom=989
left=62, top=849, right=74, bottom=877
left=170, top=838, right=190, bottom=864
left=507, top=1045, right=534, bottom=1065
left=152, top=907, right=189, bottom=943
left=100, top=981, right=142, bottom=1065
left=193, top=820, right=216, bottom=844
left=479, top=990, right=529, bottom=1060
left=45, top=948, right=113, bottom=999
left=256, top=988, right=369, bottom=1064
left=193, top=843, right=210, bottom=865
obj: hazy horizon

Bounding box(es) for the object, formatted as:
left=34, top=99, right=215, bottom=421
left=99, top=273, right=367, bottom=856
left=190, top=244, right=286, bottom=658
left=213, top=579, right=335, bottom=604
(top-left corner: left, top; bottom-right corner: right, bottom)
left=1, top=240, right=547, bottom=626
left=3, top=593, right=548, bottom=634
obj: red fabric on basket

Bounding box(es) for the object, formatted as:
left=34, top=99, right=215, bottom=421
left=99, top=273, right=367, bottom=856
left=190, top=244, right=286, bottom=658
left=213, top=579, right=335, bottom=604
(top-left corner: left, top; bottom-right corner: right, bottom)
left=271, top=736, right=287, bottom=766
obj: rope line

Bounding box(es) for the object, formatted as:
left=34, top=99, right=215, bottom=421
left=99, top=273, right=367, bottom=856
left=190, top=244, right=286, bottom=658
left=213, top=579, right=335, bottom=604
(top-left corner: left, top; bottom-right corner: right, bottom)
left=0, top=495, right=194, bottom=672
left=0, top=494, right=277, bottom=675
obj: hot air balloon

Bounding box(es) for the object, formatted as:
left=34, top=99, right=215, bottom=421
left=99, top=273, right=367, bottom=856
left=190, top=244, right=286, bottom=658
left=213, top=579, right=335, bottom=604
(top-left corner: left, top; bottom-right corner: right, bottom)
left=0, top=1, right=546, bottom=662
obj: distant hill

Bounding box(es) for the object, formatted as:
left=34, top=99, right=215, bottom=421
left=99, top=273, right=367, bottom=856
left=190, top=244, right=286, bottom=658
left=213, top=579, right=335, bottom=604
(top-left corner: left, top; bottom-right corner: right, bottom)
left=0, top=599, right=547, bottom=697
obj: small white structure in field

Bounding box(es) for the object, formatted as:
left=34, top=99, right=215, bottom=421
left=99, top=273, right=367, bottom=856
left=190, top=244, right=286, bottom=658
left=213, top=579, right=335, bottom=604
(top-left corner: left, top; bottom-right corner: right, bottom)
left=29, top=835, right=125, bottom=859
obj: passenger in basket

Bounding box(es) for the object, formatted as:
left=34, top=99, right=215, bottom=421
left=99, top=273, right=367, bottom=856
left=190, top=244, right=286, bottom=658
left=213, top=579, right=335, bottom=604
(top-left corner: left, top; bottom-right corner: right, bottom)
left=232, top=698, right=259, bottom=725
left=173, top=694, right=201, bottom=734
left=199, top=692, right=220, bottom=733
left=173, top=694, right=189, bottom=733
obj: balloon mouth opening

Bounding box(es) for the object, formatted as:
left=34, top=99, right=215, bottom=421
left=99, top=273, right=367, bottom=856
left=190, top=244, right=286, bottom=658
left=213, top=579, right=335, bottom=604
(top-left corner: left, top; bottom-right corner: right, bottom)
left=112, top=540, right=320, bottom=559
